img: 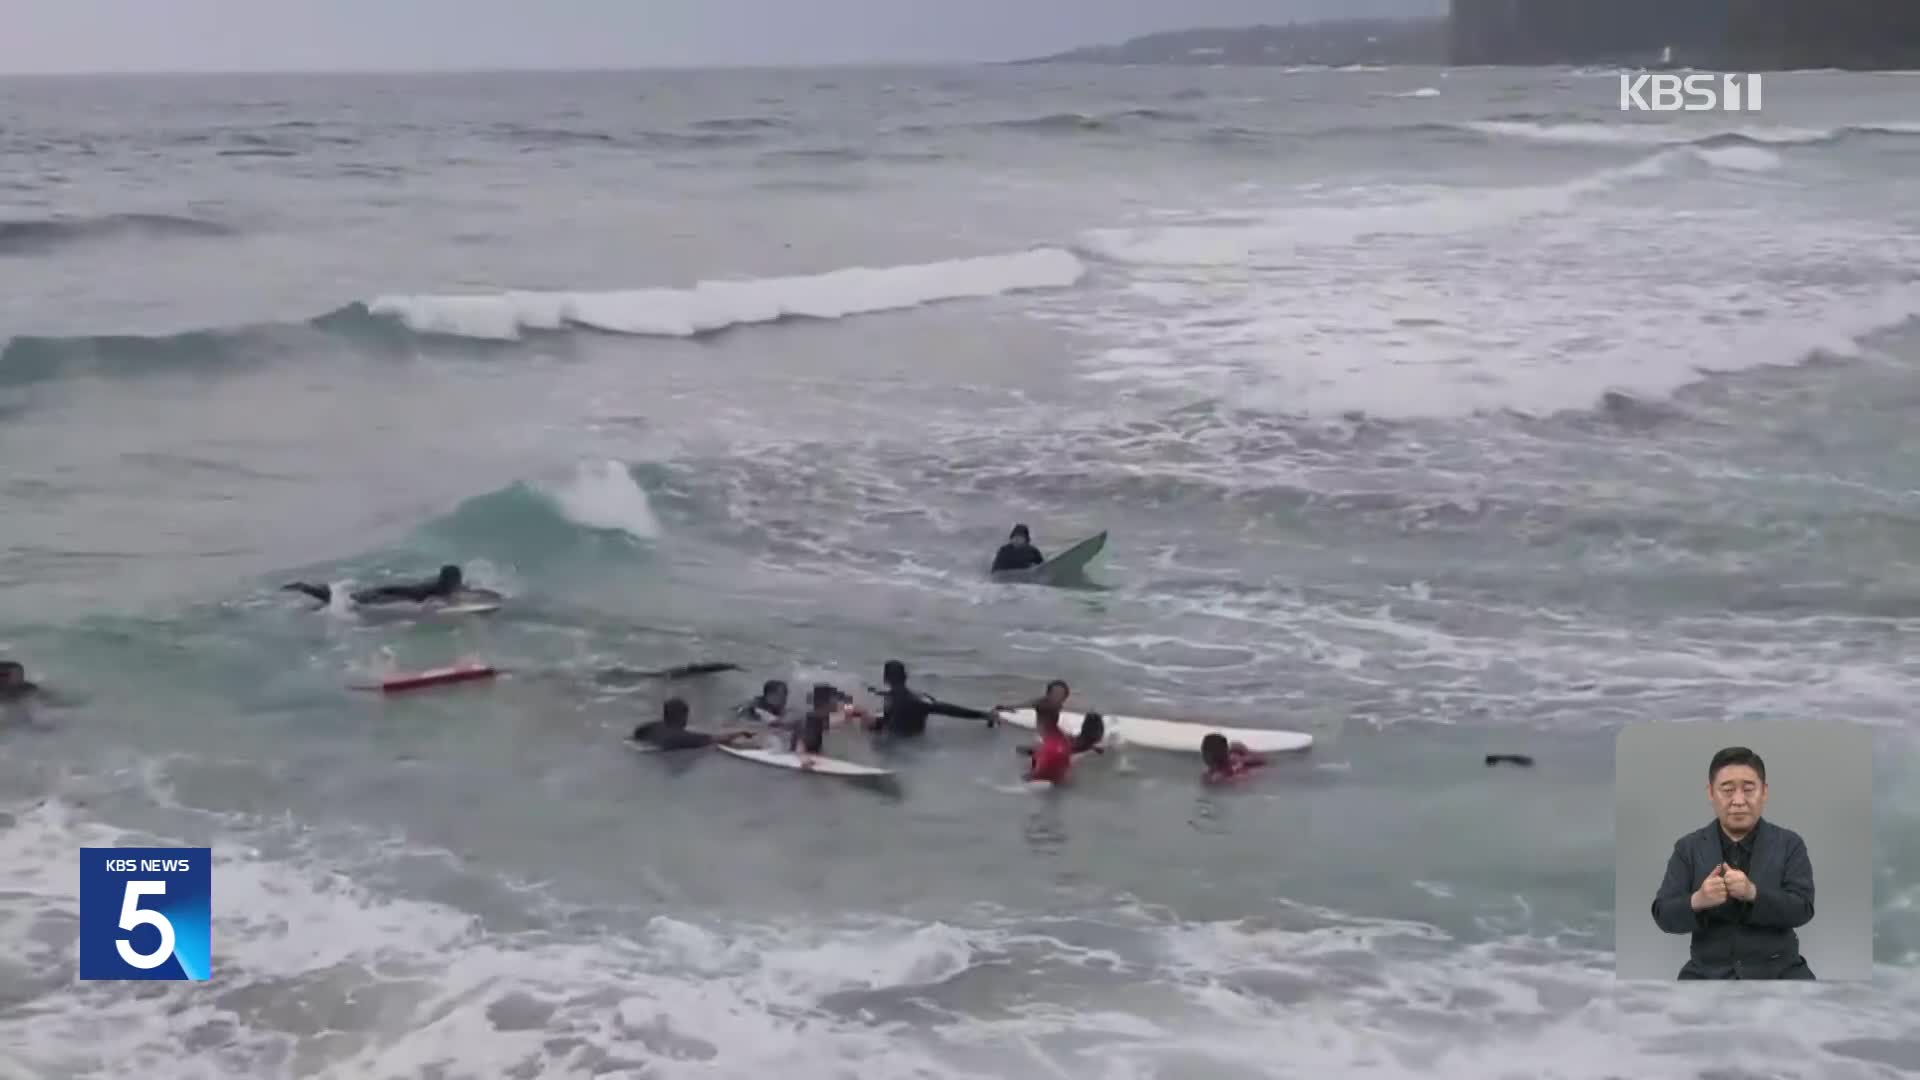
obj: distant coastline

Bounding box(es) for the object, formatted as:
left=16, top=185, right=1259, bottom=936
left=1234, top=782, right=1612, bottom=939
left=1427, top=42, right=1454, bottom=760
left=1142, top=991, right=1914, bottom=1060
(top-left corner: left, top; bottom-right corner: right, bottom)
left=1017, top=5, right=1920, bottom=71
left=1011, top=19, right=1448, bottom=69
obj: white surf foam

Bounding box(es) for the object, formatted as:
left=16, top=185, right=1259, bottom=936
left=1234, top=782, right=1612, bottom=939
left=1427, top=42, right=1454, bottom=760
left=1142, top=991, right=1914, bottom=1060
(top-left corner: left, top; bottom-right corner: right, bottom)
left=366, top=247, right=1086, bottom=341
left=3, top=797, right=1915, bottom=1079
left=322, top=578, right=355, bottom=618
left=1463, top=119, right=1920, bottom=146
left=1392, top=87, right=1441, bottom=99
left=542, top=459, right=661, bottom=540
left=1080, top=151, right=1695, bottom=267
left=1694, top=144, right=1784, bottom=172
left=1058, top=145, right=1920, bottom=418
left=0, top=799, right=982, bottom=1079
left=1149, top=917, right=1920, bottom=1080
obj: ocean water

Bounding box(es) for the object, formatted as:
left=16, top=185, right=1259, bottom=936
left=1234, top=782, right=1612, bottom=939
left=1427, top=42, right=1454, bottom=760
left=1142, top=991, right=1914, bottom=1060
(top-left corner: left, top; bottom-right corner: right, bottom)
left=3, top=63, right=1920, bottom=1078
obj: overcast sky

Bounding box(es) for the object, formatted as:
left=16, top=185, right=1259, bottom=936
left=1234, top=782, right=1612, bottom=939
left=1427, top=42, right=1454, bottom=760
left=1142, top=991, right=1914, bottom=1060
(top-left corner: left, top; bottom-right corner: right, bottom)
left=0, top=0, right=1442, bottom=74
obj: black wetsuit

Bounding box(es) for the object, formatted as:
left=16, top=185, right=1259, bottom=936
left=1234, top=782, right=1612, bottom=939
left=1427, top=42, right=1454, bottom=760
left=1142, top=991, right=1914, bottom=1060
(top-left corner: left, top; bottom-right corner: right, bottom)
left=991, top=542, right=1045, bottom=573
left=285, top=578, right=461, bottom=606
left=631, top=722, right=722, bottom=751
left=0, top=682, right=38, bottom=704
left=873, top=686, right=991, bottom=737
left=0, top=663, right=38, bottom=703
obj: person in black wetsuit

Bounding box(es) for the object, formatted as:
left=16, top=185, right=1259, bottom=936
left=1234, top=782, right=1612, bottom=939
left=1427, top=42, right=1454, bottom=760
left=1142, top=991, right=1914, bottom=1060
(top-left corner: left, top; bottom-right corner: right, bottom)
left=282, top=564, right=468, bottom=607
left=735, top=679, right=791, bottom=726
left=865, top=659, right=993, bottom=738
left=990, top=524, right=1045, bottom=574
left=0, top=661, right=41, bottom=703
left=631, top=697, right=757, bottom=751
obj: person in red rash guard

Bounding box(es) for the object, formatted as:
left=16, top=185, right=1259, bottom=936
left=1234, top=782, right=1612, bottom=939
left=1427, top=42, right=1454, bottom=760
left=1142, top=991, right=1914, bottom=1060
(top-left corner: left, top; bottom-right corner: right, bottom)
left=1024, top=707, right=1075, bottom=785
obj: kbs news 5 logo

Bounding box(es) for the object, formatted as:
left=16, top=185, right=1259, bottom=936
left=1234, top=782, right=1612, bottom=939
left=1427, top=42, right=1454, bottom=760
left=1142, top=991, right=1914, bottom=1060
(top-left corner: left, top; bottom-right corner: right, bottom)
left=79, top=847, right=211, bottom=980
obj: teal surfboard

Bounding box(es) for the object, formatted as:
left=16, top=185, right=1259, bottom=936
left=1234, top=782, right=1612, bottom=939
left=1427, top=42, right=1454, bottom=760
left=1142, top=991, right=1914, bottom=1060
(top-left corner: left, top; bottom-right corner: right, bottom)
left=992, top=531, right=1107, bottom=585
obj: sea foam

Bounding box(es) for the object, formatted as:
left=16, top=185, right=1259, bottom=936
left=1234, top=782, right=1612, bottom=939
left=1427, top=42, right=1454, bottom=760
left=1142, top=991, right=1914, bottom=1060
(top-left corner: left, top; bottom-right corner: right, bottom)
left=365, top=248, right=1086, bottom=341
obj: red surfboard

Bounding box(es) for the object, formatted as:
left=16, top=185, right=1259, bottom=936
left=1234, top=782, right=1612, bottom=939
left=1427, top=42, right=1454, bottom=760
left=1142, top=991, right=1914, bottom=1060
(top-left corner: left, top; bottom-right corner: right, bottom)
left=353, top=662, right=497, bottom=694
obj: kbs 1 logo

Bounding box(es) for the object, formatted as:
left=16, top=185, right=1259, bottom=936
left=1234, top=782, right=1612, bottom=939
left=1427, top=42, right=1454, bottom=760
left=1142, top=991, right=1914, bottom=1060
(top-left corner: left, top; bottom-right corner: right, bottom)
left=79, top=847, right=211, bottom=980
left=1620, top=72, right=1763, bottom=113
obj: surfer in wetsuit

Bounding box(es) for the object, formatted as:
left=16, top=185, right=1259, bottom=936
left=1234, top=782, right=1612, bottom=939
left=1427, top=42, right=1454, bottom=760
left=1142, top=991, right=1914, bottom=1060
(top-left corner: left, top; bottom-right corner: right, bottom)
left=1201, top=733, right=1267, bottom=785
left=282, top=564, right=470, bottom=607
left=631, top=697, right=757, bottom=751
left=736, top=679, right=791, bottom=726
left=0, top=661, right=41, bottom=703
left=990, top=524, right=1045, bottom=574
left=865, top=660, right=993, bottom=738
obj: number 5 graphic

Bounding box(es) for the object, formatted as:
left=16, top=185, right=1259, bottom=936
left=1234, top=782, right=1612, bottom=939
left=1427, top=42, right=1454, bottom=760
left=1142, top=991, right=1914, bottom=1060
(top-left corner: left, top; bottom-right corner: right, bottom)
left=115, top=881, right=176, bottom=970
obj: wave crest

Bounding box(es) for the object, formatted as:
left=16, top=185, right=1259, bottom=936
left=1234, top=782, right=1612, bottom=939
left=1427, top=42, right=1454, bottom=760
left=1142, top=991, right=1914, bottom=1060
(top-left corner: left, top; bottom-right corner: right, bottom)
left=357, top=247, right=1085, bottom=341
left=0, top=212, right=232, bottom=255
left=0, top=248, right=1086, bottom=390
left=1459, top=119, right=1920, bottom=148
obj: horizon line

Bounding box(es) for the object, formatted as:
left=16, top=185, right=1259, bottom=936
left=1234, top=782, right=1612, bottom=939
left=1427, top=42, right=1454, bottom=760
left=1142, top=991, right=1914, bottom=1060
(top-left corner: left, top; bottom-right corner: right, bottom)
left=0, top=58, right=1023, bottom=79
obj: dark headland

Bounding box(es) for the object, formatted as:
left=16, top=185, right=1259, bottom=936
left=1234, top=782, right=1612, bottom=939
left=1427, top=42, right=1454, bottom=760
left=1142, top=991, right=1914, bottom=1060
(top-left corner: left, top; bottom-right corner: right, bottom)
left=1016, top=3, right=1920, bottom=71
left=1012, top=19, right=1447, bottom=68
left=1450, top=0, right=1920, bottom=70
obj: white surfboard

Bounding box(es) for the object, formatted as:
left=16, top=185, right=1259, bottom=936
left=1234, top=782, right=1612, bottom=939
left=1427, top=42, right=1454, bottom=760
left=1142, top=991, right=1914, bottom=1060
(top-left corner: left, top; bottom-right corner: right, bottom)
left=431, top=601, right=501, bottom=616
left=625, top=736, right=739, bottom=755
left=717, top=745, right=894, bottom=778
left=997, top=708, right=1312, bottom=755
left=353, top=598, right=500, bottom=620
left=991, top=531, right=1108, bottom=585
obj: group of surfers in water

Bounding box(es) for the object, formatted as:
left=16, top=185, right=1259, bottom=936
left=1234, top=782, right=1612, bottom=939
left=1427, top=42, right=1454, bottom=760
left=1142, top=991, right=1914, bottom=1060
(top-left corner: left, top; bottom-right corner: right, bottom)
left=628, top=660, right=1270, bottom=786
left=269, top=521, right=1045, bottom=613
left=4, top=533, right=1272, bottom=786
left=271, top=520, right=1043, bottom=613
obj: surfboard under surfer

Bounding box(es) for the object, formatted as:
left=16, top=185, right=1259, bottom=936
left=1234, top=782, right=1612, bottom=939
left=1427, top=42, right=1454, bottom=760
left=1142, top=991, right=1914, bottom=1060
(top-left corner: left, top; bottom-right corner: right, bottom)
left=282, top=564, right=481, bottom=607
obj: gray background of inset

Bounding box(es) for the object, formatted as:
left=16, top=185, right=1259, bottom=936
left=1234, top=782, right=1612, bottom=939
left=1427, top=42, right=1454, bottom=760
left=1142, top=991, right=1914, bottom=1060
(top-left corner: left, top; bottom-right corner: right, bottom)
left=1615, top=722, right=1874, bottom=980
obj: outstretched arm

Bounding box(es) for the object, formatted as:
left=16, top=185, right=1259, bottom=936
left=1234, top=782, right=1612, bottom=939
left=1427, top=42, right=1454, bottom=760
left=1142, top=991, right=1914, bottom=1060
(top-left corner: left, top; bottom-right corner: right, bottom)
left=1748, top=834, right=1816, bottom=929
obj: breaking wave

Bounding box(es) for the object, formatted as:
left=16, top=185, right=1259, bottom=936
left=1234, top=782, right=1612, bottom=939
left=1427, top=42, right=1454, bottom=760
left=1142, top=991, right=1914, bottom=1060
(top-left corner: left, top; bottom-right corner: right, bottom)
left=0, top=248, right=1087, bottom=388
left=1459, top=119, right=1920, bottom=148
left=355, top=247, right=1085, bottom=341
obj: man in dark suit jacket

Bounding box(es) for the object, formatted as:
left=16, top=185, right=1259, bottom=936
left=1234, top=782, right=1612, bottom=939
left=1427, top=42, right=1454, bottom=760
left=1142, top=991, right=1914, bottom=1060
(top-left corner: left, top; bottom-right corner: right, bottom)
left=1650, top=745, right=1816, bottom=979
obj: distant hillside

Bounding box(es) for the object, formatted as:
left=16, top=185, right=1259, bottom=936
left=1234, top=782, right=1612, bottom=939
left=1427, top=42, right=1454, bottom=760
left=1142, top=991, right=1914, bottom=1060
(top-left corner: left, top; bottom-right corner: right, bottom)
left=1014, top=18, right=1449, bottom=67
left=1450, top=0, right=1920, bottom=70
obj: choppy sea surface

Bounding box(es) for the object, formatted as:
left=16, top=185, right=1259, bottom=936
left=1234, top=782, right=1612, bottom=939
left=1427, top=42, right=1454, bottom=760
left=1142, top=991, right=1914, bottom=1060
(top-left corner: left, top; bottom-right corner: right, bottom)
left=3, top=64, right=1919, bottom=1079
